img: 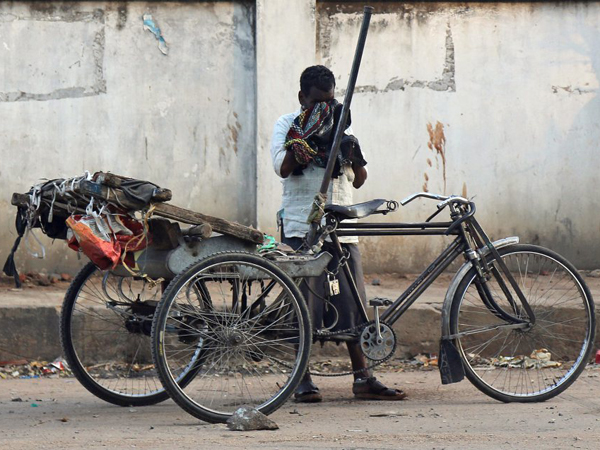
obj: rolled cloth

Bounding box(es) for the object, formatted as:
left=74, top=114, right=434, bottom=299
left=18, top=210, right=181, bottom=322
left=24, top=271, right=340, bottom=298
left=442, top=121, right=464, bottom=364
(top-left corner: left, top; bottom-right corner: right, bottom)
left=284, top=100, right=365, bottom=177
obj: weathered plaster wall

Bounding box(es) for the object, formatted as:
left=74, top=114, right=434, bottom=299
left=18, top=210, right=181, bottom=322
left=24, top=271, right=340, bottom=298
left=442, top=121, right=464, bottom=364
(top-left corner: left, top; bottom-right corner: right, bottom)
left=310, top=1, right=600, bottom=272
left=0, top=1, right=256, bottom=273
left=2, top=1, right=600, bottom=275
left=255, top=0, right=317, bottom=244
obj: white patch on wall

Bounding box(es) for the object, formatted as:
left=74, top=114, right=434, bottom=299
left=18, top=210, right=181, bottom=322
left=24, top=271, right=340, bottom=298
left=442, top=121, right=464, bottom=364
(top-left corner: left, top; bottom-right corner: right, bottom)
left=0, top=10, right=106, bottom=101
left=319, top=11, right=454, bottom=93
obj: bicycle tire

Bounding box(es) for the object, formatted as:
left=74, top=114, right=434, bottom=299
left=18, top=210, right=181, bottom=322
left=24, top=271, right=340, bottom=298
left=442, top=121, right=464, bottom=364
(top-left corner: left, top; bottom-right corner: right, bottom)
left=60, top=262, right=170, bottom=406
left=450, top=244, right=595, bottom=402
left=152, top=251, right=312, bottom=423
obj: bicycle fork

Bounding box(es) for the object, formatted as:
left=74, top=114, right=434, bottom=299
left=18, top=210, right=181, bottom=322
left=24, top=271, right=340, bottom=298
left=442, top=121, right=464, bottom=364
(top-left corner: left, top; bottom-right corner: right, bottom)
left=461, top=216, right=536, bottom=326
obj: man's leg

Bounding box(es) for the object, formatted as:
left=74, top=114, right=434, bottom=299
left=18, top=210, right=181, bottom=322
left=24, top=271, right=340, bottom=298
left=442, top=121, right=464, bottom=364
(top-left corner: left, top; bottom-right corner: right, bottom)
left=293, top=271, right=325, bottom=402
left=341, top=244, right=407, bottom=400
left=347, top=341, right=370, bottom=380
left=281, top=233, right=323, bottom=403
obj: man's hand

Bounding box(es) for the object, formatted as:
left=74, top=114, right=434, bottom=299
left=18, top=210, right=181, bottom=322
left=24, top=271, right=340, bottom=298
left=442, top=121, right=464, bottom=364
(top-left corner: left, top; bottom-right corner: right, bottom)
left=352, top=163, right=367, bottom=188
left=280, top=150, right=301, bottom=178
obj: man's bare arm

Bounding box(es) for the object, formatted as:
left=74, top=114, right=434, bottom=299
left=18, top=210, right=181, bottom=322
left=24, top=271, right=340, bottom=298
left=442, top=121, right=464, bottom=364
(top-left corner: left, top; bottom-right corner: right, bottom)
left=352, top=163, right=367, bottom=188
left=280, top=151, right=300, bottom=178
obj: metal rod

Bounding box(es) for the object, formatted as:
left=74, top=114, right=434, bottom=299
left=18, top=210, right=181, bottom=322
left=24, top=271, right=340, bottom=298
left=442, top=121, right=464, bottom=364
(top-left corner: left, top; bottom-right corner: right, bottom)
left=470, top=217, right=536, bottom=323
left=381, top=238, right=464, bottom=324
left=318, top=6, right=373, bottom=195
left=335, top=229, right=460, bottom=236
left=307, top=6, right=374, bottom=245
left=337, top=222, right=452, bottom=230
left=337, top=222, right=454, bottom=229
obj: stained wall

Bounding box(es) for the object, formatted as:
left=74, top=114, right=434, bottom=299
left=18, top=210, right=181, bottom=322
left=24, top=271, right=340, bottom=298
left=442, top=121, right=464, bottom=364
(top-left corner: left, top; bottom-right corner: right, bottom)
left=258, top=1, right=600, bottom=272
left=0, top=1, right=256, bottom=273
left=2, top=1, right=599, bottom=274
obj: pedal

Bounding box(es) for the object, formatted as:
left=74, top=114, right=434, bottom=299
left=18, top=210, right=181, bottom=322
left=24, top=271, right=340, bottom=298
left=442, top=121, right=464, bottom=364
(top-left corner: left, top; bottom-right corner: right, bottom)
left=369, top=297, right=392, bottom=307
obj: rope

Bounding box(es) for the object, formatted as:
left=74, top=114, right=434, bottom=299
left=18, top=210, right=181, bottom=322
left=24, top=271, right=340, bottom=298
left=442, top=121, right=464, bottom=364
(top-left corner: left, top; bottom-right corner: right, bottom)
left=306, top=192, right=327, bottom=224
left=23, top=227, right=45, bottom=259
left=117, top=204, right=164, bottom=289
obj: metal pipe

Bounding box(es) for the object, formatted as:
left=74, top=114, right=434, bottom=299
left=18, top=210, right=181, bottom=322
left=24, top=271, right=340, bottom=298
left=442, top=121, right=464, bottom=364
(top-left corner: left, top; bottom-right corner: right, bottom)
left=335, top=229, right=460, bottom=236
left=337, top=222, right=454, bottom=229
left=307, top=6, right=374, bottom=245
left=381, top=238, right=464, bottom=325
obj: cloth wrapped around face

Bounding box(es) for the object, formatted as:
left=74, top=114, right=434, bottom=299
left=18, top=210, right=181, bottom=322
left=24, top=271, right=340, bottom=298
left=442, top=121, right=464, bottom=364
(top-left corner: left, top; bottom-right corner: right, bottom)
left=284, top=100, right=367, bottom=177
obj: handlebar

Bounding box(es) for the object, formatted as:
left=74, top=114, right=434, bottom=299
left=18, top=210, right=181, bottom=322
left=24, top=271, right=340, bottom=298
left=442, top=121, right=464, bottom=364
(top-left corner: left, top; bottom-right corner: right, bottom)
left=400, top=192, right=470, bottom=210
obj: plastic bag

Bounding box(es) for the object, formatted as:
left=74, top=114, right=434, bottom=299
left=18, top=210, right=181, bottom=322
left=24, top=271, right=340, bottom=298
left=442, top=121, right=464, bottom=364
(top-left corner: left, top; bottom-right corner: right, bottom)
left=66, top=215, right=121, bottom=269
left=67, top=214, right=150, bottom=270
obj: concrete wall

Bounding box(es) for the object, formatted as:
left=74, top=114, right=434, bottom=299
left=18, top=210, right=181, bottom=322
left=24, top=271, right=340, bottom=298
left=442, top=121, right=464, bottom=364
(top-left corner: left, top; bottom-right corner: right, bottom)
left=2, top=1, right=600, bottom=276
left=0, top=1, right=256, bottom=274
left=257, top=1, right=600, bottom=272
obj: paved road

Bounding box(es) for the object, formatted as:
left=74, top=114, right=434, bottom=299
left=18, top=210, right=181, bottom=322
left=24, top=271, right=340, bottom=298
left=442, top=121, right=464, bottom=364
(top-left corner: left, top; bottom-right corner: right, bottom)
left=2, top=367, right=600, bottom=449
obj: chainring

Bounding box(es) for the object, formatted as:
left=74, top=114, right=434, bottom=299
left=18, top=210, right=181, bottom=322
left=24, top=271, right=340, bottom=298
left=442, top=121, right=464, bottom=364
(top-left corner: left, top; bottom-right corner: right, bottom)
left=359, top=322, right=396, bottom=362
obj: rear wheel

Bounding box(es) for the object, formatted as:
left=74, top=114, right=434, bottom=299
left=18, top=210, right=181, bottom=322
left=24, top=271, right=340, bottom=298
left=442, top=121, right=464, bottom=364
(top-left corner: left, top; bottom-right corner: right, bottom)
left=60, top=262, right=169, bottom=406
left=152, top=252, right=311, bottom=423
left=450, top=244, right=595, bottom=402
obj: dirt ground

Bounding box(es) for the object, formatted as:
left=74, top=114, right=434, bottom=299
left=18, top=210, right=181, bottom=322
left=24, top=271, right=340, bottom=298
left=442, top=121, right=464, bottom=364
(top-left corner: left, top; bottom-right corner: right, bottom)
left=2, top=271, right=600, bottom=449
left=1, top=366, right=600, bottom=450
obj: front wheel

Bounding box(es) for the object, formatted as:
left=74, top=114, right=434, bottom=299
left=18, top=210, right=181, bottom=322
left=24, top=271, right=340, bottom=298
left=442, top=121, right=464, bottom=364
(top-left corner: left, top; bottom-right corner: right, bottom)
left=152, top=252, right=312, bottom=423
left=450, top=244, right=595, bottom=402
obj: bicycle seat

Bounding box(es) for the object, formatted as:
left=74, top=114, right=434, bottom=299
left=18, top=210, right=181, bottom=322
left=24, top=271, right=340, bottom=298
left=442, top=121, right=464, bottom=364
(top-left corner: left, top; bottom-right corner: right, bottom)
left=325, top=199, right=387, bottom=220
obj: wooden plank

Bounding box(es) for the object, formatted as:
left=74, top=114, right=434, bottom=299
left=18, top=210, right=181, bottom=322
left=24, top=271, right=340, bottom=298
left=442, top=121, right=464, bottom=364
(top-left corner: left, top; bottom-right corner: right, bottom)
left=13, top=181, right=264, bottom=244
left=153, top=203, right=264, bottom=244
left=81, top=181, right=263, bottom=243
left=11, top=193, right=29, bottom=207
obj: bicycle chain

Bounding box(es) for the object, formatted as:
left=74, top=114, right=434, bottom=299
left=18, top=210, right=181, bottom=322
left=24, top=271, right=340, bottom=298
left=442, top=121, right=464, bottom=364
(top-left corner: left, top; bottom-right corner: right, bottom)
left=267, top=321, right=397, bottom=377
left=308, top=320, right=397, bottom=377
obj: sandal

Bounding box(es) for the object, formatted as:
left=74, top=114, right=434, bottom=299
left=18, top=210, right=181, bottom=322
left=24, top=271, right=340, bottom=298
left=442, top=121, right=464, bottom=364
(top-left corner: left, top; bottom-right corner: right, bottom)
left=352, top=376, right=407, bottom=401
left=294, top=380, right=323, bottom=403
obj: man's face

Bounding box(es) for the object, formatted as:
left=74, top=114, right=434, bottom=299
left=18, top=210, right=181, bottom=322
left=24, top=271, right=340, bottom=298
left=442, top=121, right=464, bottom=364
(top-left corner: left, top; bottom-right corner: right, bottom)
left=298, top=85, right=335, bottom=110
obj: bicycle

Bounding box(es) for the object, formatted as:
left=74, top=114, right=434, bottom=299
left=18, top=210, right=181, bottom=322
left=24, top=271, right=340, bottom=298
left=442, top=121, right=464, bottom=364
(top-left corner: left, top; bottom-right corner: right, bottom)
left=151, top=192, right=596, bottom=422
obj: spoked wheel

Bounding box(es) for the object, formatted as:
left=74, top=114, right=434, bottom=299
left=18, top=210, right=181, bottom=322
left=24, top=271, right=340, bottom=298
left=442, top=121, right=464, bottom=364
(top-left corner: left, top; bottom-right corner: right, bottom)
left=60, top=262, right=169, bottom=406
left=152, top=252, right=311, bottom=423
left=450, top=244, right=595, bottom=402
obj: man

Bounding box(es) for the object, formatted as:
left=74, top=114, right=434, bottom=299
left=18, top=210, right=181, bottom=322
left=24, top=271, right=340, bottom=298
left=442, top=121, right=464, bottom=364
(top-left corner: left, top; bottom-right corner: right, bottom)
left=271, top=65, right=406, bottom=402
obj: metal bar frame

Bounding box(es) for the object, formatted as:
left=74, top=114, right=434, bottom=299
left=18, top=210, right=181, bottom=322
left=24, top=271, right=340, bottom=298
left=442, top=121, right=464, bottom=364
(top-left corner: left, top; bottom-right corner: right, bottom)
left=321, top=210, right=533, bottom=338
left=327, top=230, right=466, bottom=331
left=337, top=222, right=454, bottom=229
left=336, top=229, right=460, bottom=236
left=335, top=219, right=460, bottom=237
left=321, top=208, right=471, bottom=335
left=381, top=238, right=464, bottom=324
left=316, top=201, right=532, bottom=340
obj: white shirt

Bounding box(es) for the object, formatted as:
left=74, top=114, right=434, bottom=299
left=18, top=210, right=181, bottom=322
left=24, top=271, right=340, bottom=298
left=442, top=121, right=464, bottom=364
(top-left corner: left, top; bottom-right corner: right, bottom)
left=271, top=109, right=366, bottom=244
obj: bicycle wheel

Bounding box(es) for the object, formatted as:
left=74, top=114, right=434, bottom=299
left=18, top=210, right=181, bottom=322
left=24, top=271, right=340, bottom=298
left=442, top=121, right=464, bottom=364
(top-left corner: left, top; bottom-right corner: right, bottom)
left=450, top=244, right=595, bottom=402
left=60, top=262, right=169, bottom=406
left=152, top=252, right=311, bottom=423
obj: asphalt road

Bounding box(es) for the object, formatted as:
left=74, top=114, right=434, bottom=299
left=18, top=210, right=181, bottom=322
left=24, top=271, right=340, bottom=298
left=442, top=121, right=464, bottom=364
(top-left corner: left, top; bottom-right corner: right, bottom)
left=2, top=367, right=600, bottom=450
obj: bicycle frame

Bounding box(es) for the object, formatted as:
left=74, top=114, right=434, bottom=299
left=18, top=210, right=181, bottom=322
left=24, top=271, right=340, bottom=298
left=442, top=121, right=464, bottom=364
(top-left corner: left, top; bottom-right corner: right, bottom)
left=315, top=199, right=534, bottom=337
